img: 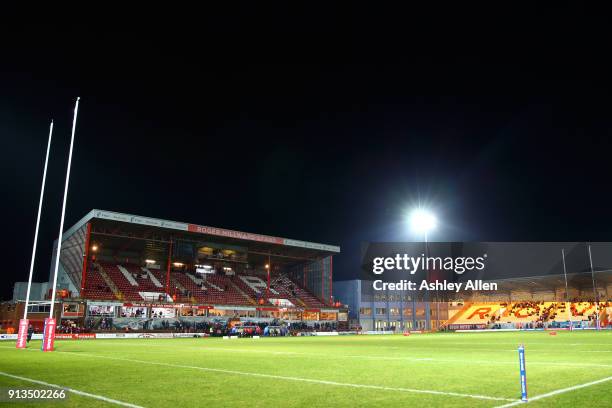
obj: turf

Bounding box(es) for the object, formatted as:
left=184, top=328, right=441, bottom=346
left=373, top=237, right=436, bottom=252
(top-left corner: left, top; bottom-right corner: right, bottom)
left=0, top=331, right=611, bottom=407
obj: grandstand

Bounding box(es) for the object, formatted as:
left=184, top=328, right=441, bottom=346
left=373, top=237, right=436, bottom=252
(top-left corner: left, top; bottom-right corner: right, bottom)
left=444, top=301, right=611, bottom=330
left=336, top=271, right=612, bottom=332
left=441, top=269, right=612, bottom=330
left=23, top=209, right=343, bottom=333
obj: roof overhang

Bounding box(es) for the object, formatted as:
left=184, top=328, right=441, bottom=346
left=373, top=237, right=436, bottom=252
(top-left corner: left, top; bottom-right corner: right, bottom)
left=58, top=209, right=340, bottom=255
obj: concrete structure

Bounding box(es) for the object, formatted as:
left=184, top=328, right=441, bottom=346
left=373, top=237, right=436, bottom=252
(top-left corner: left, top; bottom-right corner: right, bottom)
left=12, top=281, right=48, bottom=302
left=334, top=279, right=448, bottom=331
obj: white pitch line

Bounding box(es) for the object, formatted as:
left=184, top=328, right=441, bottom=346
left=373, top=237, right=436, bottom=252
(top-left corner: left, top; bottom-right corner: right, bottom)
left=57, top=350, right=515, bottom=402
left=0, top=371, right=145, bottom=408
left=177, top=346, right=612, bottom=368
left=494, top=376, right=612, bottom=408
left=2, top=344, right=610, bottom=368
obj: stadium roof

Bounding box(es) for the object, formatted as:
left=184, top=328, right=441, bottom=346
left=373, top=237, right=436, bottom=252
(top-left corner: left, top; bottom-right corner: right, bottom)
left=484, top=270, right=612, bottom=292
left=59, top=209, right=340, bottom=255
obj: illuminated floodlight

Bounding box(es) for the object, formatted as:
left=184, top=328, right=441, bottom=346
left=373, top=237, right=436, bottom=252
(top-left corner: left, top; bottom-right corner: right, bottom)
left=145, top=259, right=156, bottom=264
left=409, top=208, right=437, bottom=236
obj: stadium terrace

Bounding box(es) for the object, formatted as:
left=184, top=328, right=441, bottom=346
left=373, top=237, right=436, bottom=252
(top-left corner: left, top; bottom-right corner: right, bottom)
left=5, top=209, right=345, bottom=334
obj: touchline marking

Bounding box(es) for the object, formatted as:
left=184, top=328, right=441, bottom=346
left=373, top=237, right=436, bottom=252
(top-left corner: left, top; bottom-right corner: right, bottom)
left=57, top=350, right=515, bottom=402
left=187, top=346, right=612, bottom=368
left=494, top=376, right=612, bottom=408
left=2, top=344, right=610, bottom=369
left=0, top=371, right=145, bottom=408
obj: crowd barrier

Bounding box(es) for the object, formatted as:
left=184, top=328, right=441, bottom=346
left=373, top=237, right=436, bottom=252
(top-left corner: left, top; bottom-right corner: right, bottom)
left=0, top=332, right=211, bottom=340
left=455, top=327, right=611, bottom=333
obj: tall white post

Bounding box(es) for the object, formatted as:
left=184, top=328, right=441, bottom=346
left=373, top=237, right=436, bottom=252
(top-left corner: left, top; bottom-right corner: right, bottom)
left=587, top=245, right=600, bottom=330
left=561, top=249, right=569, bottom=302
left=23, top=121, right=53, bottom=319
left=561, top=248, right=572, bottom=329
left=49, top=98, right=80, bottom=318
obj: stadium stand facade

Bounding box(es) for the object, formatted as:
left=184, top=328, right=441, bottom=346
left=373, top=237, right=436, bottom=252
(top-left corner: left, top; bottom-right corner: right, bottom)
left=2, top=210, right=346, bottom=334
left=335, top=274, right=612, bottom=332
left=444, top=300, right=611, bottom=330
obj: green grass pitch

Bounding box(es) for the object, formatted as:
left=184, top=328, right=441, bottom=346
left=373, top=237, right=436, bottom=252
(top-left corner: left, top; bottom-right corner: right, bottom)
left=0, top=331, right=611, bottom=407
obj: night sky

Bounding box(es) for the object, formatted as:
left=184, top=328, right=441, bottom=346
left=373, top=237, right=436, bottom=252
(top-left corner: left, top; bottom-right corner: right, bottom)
left=2, top=5, right=612, bottom=300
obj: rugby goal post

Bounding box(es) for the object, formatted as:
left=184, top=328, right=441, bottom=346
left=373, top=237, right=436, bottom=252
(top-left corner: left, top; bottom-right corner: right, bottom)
left=17, top=121, right=53, bottom=349
left=44, top=97, right=80, bottom=352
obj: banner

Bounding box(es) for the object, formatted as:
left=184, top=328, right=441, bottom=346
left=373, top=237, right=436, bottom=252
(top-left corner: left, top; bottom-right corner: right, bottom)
left=87, top=301, right=123, bottom=307
left=16, top=319, right=28, bottom=349
left=136, top=333, right=174, bottom=339
left=93, top=333, right=210, bottom=339
left=448, top=324, right=487, bottom=330
left=188, top=224, right=284, bottom=245
left=95, top=333, right=124, bottom=339
left=54, top=333, right=96, bottom=340
left=93, top=210, right=189, bottom=231
left=212, top=305, right=256, bottom=311
left=95, top=333, right=141, bottom=339
left=173, top=333, right=210, bottom=338
left=0, top=334, right=18, bottom=341
left=41, top=318, right=56, bottom=352
left=124, top=302, right=188, bottom=309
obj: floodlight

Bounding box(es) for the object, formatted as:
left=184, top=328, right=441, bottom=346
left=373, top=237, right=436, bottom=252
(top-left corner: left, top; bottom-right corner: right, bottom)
left=409, top=208, right=437, bottom=236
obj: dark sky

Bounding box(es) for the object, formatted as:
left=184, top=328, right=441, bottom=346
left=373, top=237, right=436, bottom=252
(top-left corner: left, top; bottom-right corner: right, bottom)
left=2, top=5, right=612, bottom=299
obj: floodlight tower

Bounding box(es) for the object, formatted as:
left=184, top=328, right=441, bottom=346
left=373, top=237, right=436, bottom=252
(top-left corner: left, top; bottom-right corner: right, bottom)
left=408, top=208, right=438, bottom=330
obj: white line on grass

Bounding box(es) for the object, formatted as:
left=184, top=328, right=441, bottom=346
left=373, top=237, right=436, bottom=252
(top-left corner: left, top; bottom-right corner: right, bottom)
left=176, top=346, right=612, bottom=368
left=57, top=350, right=516, bottom=402
left=2, top=344, right=610, bottom=369
left=0, top=371, right=145, bottom=408
left=494, top=376, right=612, bottom=408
